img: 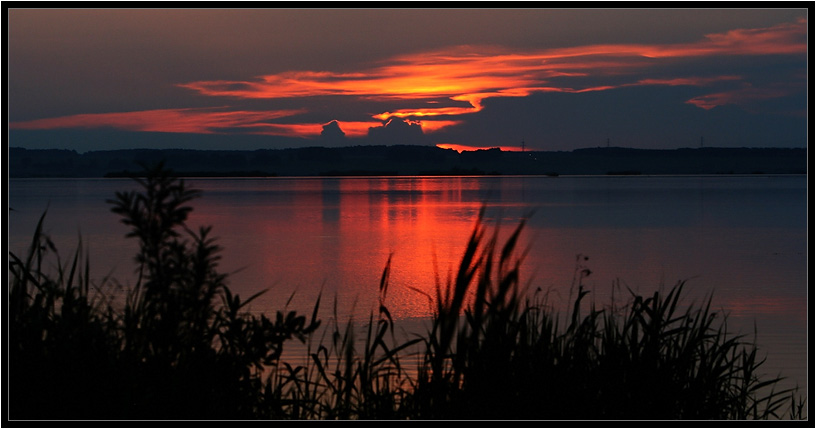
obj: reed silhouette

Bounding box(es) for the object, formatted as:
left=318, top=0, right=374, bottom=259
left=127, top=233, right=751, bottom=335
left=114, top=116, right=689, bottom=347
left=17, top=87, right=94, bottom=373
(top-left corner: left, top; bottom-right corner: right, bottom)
left=8, top=164, right=805, bottom=420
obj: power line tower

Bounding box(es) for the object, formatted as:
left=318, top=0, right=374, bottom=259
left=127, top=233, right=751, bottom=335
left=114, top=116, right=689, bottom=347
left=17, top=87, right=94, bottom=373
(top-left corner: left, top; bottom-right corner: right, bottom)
left=521, top=140, right=526, bottom=152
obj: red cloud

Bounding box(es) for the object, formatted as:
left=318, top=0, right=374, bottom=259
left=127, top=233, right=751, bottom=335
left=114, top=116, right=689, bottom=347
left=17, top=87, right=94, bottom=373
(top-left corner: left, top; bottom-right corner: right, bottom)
left=9, top=107, right=459, bottom=140
left=696, top=17, right=808, bottom=56
left=12, top=19, right=806, bottom=138
left=10, top=108, right=305, bottom=134
left=636, top=76, right=742, bottom=87
left=686, top=86, right=796, bottom=110
left=178, top=19, right=805, bottom=121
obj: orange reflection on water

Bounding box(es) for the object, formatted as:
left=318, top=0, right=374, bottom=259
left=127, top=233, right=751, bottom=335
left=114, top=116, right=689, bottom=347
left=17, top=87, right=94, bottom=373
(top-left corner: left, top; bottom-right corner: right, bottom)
left=184, top=176, right=808, bottom=331
left=187, top=177, right=523, bottom=322
left=330, top=177, right=489, bottom=320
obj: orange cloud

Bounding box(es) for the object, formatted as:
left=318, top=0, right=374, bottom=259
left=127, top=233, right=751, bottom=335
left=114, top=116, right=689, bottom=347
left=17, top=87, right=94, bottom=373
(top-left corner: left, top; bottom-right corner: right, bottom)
left=686, top=86, right=795, bottom=110
left=11, top=18, right=806, bottom=139
left=322, top=121, right=373, bottom=138
left=9, top=108, right=461, bottom=140
left=694, top=17, right=808, bottom=56
left=9, top=107, right=305, bottom=134
left=636, top=76, right=742, bottom=86
left=178, top=19, right=805, bottom=122
left=418, top=120, right=465, bottom=133
left=246, top=122, right=324, bottom=138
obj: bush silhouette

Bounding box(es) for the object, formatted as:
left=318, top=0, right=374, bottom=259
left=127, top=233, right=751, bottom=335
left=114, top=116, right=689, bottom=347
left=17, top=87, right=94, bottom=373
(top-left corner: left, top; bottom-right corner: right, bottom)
left=10, top=163, right=319, bottom=419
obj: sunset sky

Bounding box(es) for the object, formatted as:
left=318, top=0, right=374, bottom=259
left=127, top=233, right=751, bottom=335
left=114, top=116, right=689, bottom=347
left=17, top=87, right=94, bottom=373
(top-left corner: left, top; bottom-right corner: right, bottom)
left=8, top=8, right=809, bottom=152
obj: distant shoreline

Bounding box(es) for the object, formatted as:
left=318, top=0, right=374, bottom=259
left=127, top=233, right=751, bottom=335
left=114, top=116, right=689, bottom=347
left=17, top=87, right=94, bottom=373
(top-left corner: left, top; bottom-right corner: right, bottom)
left=8, top=145, right=807, bottom=178
left=22, top=173, right=805, bottom=180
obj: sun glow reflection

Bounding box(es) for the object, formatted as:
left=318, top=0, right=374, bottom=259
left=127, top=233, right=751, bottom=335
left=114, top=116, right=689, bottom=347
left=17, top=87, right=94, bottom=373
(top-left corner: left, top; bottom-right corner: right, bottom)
left=436, top=143, right=527, bottom=153
left=187, top=177, right=538, bottom=321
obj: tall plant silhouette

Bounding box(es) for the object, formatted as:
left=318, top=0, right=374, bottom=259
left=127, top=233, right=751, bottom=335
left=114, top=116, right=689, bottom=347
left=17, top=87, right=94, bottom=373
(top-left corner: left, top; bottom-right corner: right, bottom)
left=106, top=163, right=321, bottom=418
left=9, top=163, right=320, bottom=419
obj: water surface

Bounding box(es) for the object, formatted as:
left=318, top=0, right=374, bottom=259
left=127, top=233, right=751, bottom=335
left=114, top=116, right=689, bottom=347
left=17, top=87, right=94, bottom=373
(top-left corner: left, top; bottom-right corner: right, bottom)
left=8, top=175, right=808, bottom=401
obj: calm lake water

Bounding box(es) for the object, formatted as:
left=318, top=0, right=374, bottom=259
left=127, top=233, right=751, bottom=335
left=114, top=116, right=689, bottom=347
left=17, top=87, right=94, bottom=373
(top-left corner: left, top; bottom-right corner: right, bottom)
left=8, top=175, right=809, bottom=402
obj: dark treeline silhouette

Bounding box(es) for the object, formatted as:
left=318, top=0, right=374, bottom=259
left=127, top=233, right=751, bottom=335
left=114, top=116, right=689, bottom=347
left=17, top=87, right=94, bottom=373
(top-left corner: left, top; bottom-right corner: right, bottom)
left=9, top=145, right=806, bottom=178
